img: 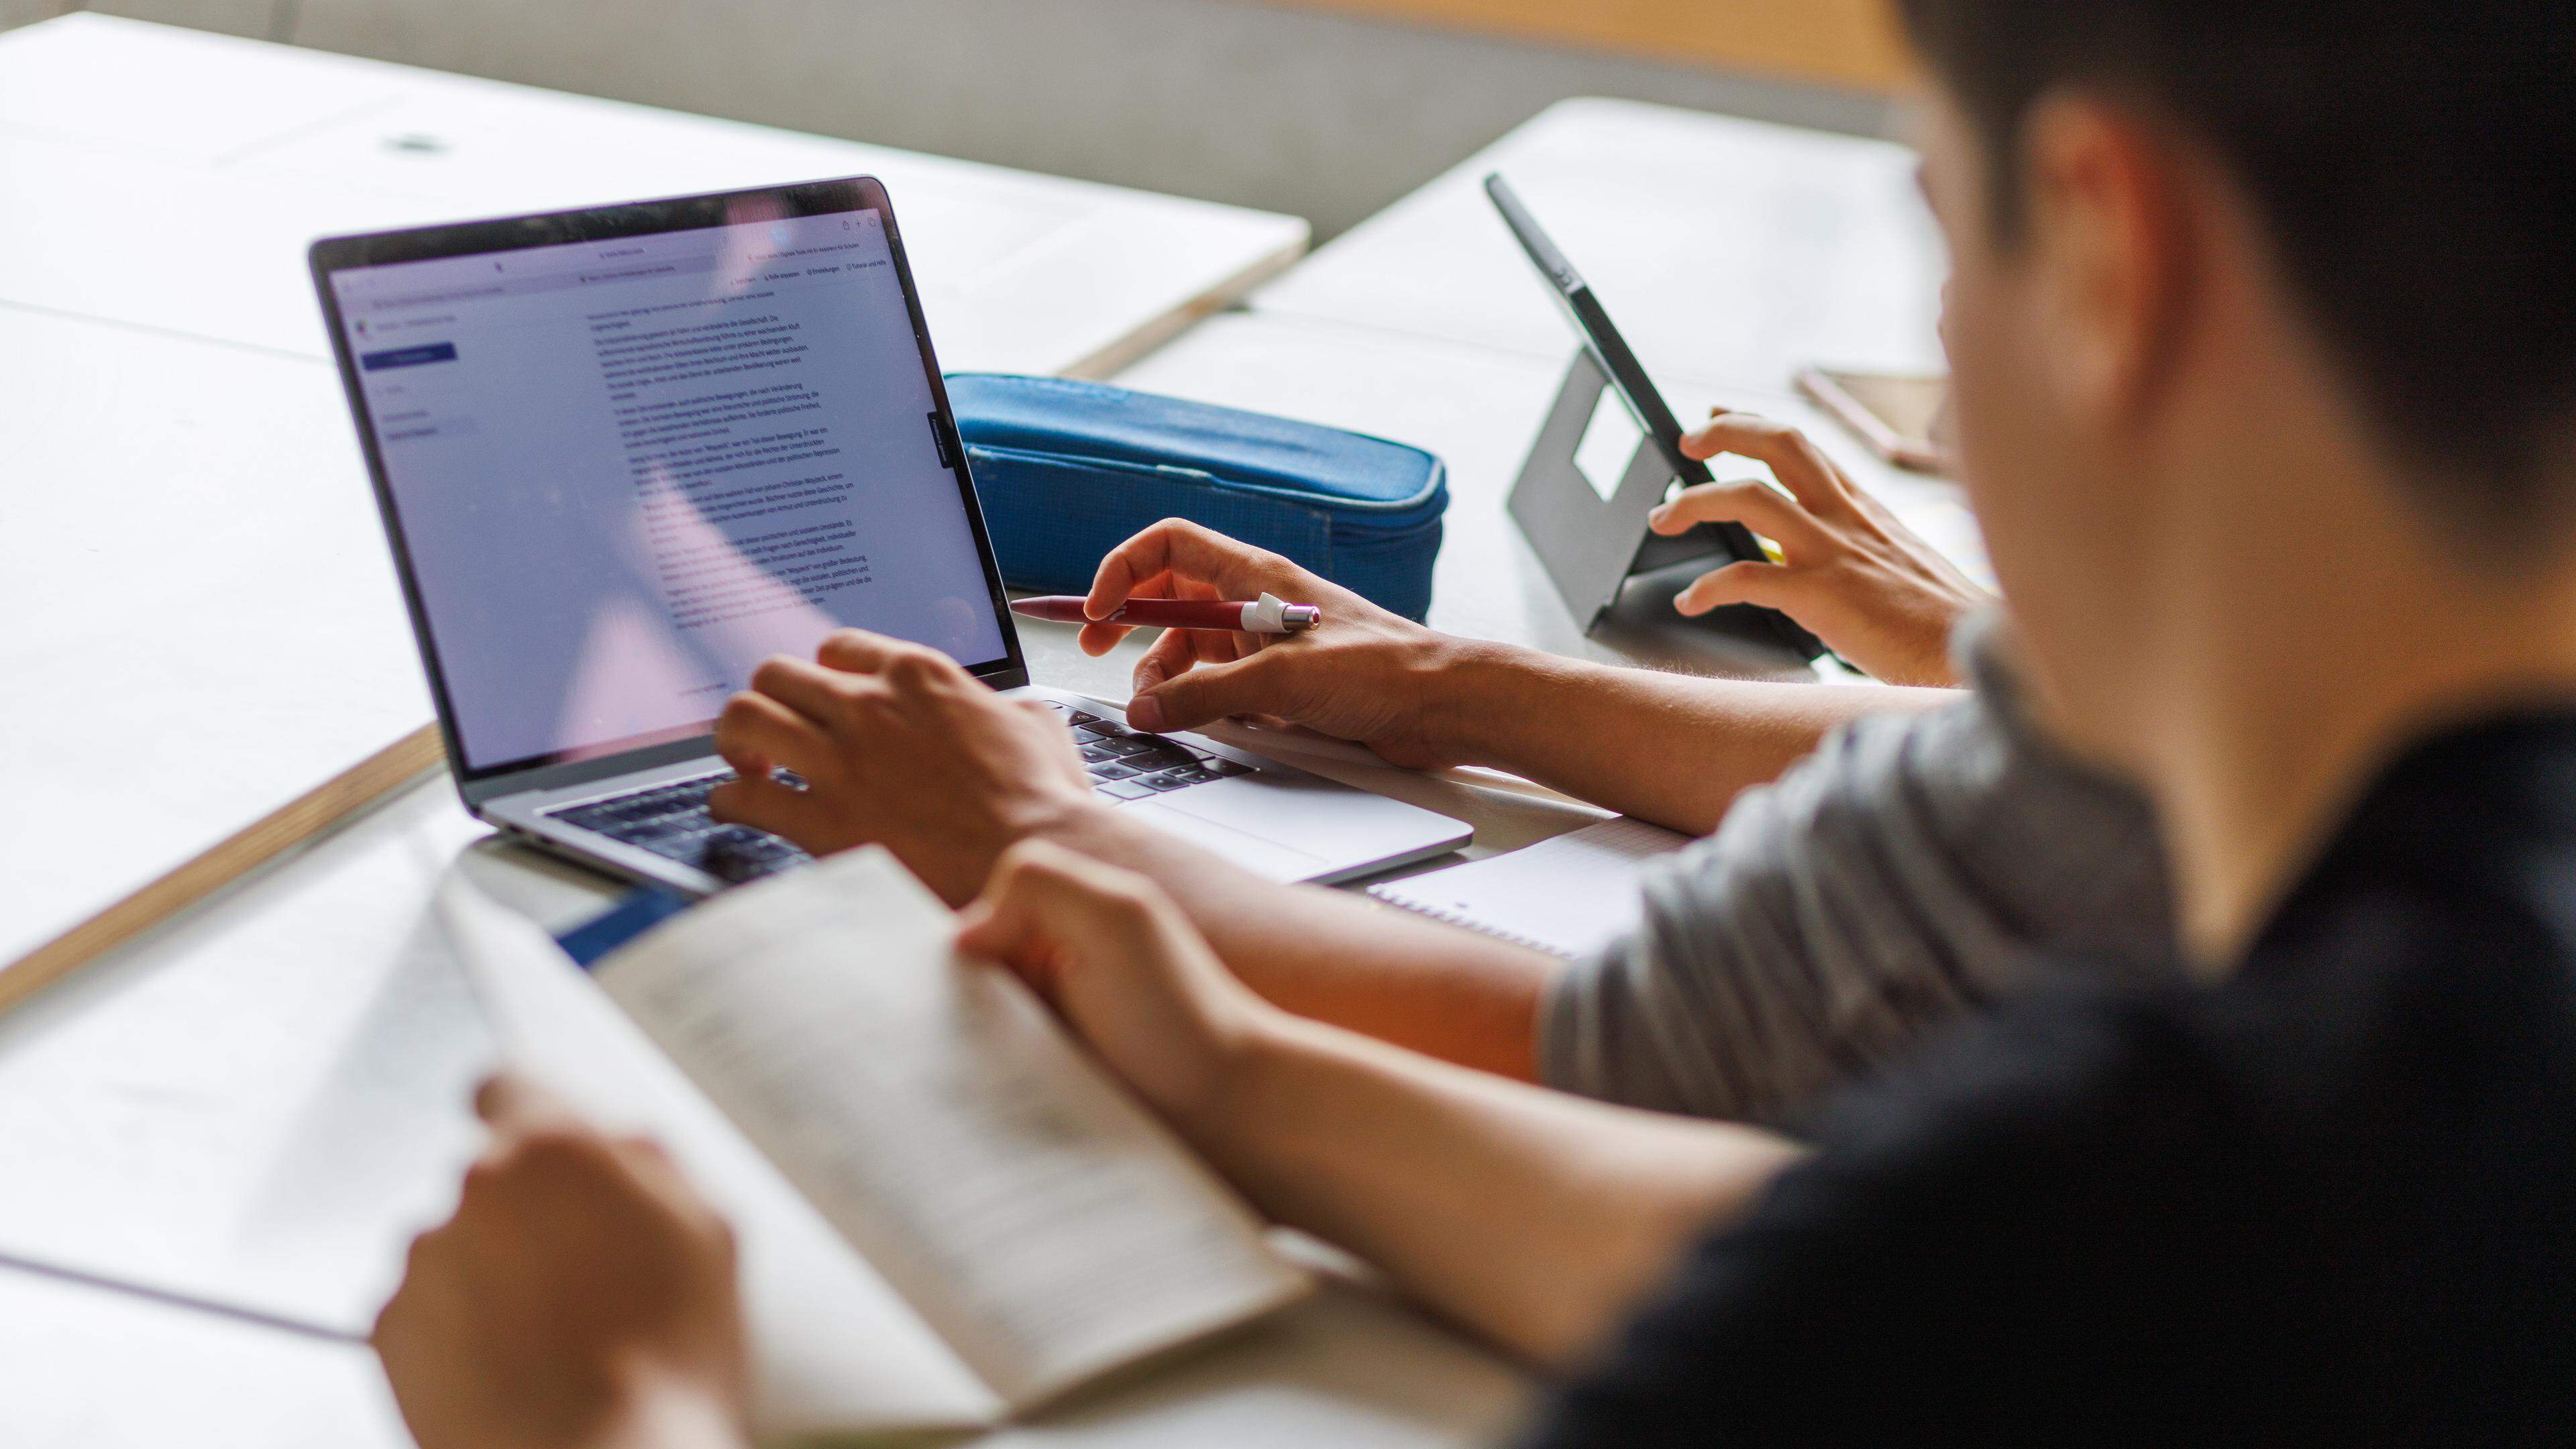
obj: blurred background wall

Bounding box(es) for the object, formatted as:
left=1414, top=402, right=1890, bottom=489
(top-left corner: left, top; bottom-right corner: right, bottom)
left=0, top=0, right=1906, bottom=237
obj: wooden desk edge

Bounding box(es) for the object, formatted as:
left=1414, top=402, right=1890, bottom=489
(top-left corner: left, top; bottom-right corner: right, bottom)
left=0, top=722, right=449, bottom=1018
left=1061, top=229, right=1311, bottom=380
left=1256, top=0, right=1913, bottom=93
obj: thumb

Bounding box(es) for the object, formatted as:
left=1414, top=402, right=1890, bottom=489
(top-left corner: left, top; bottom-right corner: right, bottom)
left=474, top=1071, right=586, bottom=1134
left=1130, top=649, right=1289, bottom=733
left=957, top=842, right=1163, bottom=988
left=1674, top=560, right=1796, bottom=619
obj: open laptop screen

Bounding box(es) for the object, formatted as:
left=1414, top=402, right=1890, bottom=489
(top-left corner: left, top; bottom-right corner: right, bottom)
left=319, top=188, right=1014, bottom=780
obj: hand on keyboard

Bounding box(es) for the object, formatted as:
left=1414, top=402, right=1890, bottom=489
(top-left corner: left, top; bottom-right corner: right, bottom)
left=549, top=775, right=810, bottom=883
left=1059, top=706, right=1255, bottom=800
left=705, top=631, right=1103, bottom=905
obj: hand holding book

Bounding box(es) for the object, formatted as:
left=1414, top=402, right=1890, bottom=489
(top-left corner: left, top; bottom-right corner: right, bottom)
left=957, top=839, right=1297, bottom=1133
left=413, top=826, right=1792, bottom=1449
left=374, top=1074, right=754, bottom=1449
left=427, top=848, right=1308, bottom=1446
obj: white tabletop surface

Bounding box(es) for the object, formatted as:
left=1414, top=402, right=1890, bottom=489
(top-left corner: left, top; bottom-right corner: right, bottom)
left=0, top=11, right=1305, bottom=990
left=1252, top=96, right=1945, bottom=395
left=0, top=14, right=1513, bottom=1447
left=0, top=1236, right=1527, bottom=1449
left=0, top=15, right=1308, bottom=376
left=0, top=38, right=1955, bottom=1446
left=0, top=767, right=1537, bottom=1449
left=0, top=308, right=432, bottom=967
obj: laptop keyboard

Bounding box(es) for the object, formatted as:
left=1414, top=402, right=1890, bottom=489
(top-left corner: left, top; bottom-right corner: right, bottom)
left=1041, top=700, right=1256, bottom=800
left=547, top=774, right=810, bottom=884
left=543, top=702, right=1248, bottom=883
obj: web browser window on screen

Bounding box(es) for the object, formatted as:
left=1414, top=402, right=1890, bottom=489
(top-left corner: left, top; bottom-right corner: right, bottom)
left=332, top=208, right=1008, bottom=775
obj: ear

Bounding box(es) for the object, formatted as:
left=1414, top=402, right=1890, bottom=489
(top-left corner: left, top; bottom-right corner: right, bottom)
left=2017, top=95, right=2197, bottom=431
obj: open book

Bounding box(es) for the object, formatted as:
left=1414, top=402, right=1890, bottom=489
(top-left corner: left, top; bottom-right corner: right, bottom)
left=437, top=849, right=1309, bottom=1442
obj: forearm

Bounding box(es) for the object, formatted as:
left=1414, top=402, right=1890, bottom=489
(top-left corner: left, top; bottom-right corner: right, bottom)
left=1434, top=641, right=1957, bottom=835
left=1040, top=806, right=1559, bottom=1079
left=1015, top=645, right=1953, bottom=1076
left=1181, top=1010, right=1804, bottom=1364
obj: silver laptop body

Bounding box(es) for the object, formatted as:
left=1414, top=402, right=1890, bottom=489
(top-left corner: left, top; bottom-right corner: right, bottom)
left=311, top=176, right=1469, bottom=897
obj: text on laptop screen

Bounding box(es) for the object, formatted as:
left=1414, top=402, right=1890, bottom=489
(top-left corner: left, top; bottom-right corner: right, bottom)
left=331, top=207, right=1008, bottom=774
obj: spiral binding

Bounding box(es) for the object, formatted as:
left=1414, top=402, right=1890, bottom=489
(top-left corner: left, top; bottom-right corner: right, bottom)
left=1364, top=888, right=1576, bottom=959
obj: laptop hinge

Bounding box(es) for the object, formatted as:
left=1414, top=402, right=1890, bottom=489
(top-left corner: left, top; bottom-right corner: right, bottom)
left=460, top=734, right=723, bottom=812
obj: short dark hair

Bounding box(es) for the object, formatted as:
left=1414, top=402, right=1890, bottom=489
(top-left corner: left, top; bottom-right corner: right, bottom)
left=1895, top=2, right=2576, bottom=533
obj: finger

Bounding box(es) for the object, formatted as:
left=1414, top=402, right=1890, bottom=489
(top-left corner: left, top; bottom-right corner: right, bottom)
left=370, top=1263, right=426, bottom=1354
left=705, top=769, right=839, bottom=847
left=1130, top=626, right=1201, bottom=696
left=1130, top=615, right=1248, bottom=698
left=951, top=896, right=1009, bottom=960
left=474, top=1071, right=584, bottom=1133
left=747, top=655, right=857, bottom=725
left=1130, top=647, right=1293, bottom=733
left=1171, top=574, right=1264, bottom=662
left=1077, top=570, right=1177, bottom=656
left=1674, top=560, right=1799, bottom=617
left=953, top=853, right=1048, bottom=971
left=372, top=1228, right=466, bottom=1358
left=1086, top=519, right=1299, bottom=621
left=1648, top=480, right=1827, bottom=552
left=601, top=1132, right=729, bottom=1233
left=957, top=840, right=1159, bottom=965
left=714, top=691, right=833, bottom=780
left=813, top=628, right=903, bottom=675
left=1128, top=570, right=1254, bottom=697
left=957, top=841, right=1079, bottom=978
left=1678, top=412, right=1855, bottom=516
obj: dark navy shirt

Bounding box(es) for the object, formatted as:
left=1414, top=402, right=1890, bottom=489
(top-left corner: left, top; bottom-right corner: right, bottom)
left=1525, top=714, right=2576, bottom=1444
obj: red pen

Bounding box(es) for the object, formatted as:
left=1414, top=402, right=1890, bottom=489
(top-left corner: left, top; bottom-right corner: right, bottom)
left=1010, top=592, right=1323, bottom=634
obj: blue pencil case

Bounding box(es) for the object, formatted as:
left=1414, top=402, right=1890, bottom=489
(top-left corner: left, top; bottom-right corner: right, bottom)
left=946, top=373, right=1448, bottom=621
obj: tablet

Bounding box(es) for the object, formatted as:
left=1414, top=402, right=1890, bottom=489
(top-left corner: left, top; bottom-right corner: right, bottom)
left=1485, top=174, right=1826, bottom=661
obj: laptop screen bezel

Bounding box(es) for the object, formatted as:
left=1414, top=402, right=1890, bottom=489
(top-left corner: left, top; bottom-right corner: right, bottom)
left=310, top=176, right=1032, bottom=809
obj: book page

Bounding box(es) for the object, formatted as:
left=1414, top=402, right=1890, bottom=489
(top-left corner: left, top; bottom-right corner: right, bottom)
left=592, top=849, right=1310, bottom=1408
left=436, top=877, right=1004, bottom=1438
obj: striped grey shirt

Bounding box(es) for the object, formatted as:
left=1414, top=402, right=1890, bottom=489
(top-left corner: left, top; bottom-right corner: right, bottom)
left=1539, top=616, right=2176, bottom=1125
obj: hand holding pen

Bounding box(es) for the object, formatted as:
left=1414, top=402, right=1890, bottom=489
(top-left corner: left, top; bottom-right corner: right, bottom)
left=1050, top=519, right=1460, bottom=765
left=1010, top=591, right=1322, bottom=635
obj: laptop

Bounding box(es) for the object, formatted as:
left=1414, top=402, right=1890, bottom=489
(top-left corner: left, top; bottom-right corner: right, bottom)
left=309, top=176, right=1470, bottom=897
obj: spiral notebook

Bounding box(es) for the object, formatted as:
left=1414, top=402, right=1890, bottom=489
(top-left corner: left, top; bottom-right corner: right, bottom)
left=1366, top=816, right=1691, bottom=958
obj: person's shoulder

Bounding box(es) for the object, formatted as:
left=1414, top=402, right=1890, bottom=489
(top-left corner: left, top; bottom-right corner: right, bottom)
left=1782, top=975, right=2257, bottom=1228
left=1539, top=983, right=2262, bottom=1419
left=1532, top=970, right=2556, bottom=1443
left=1533, top=728, right=2576, bottom=1444
left=1646, top=881, right=2576, bottom=1417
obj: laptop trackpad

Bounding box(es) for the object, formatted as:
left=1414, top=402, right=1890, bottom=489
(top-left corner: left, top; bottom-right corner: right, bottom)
left=1157, top=771, right=1448, bottom=856
left=1121, top=794, right=1334, bottom=881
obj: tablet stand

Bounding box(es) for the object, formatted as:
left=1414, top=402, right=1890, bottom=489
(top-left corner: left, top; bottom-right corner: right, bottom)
left=1507, top=350, right=1735, bottom=631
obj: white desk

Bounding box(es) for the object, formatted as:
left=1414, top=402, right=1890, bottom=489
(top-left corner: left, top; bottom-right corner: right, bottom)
left=0, top=775, right=1534, bottom=1449
left=0, top=15, right=1521, bottom=1448
left=0, top=11, right=1306, bottom=989
left=0, top=1260, right=1525, bottom=1449
left=0, top=15, right=1308, bottom=377
left=1252, top=97, right=1945, bottom=395
left=0, top=1165, right=1529, bottom=1449
left=0, top=308, right=433, bottom=967
left=0, top=42, right=1951, bottom=1447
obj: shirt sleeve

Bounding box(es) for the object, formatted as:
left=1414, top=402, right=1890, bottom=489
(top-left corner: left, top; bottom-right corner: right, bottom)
left=1538, top=612, right=2174, bottom=1124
